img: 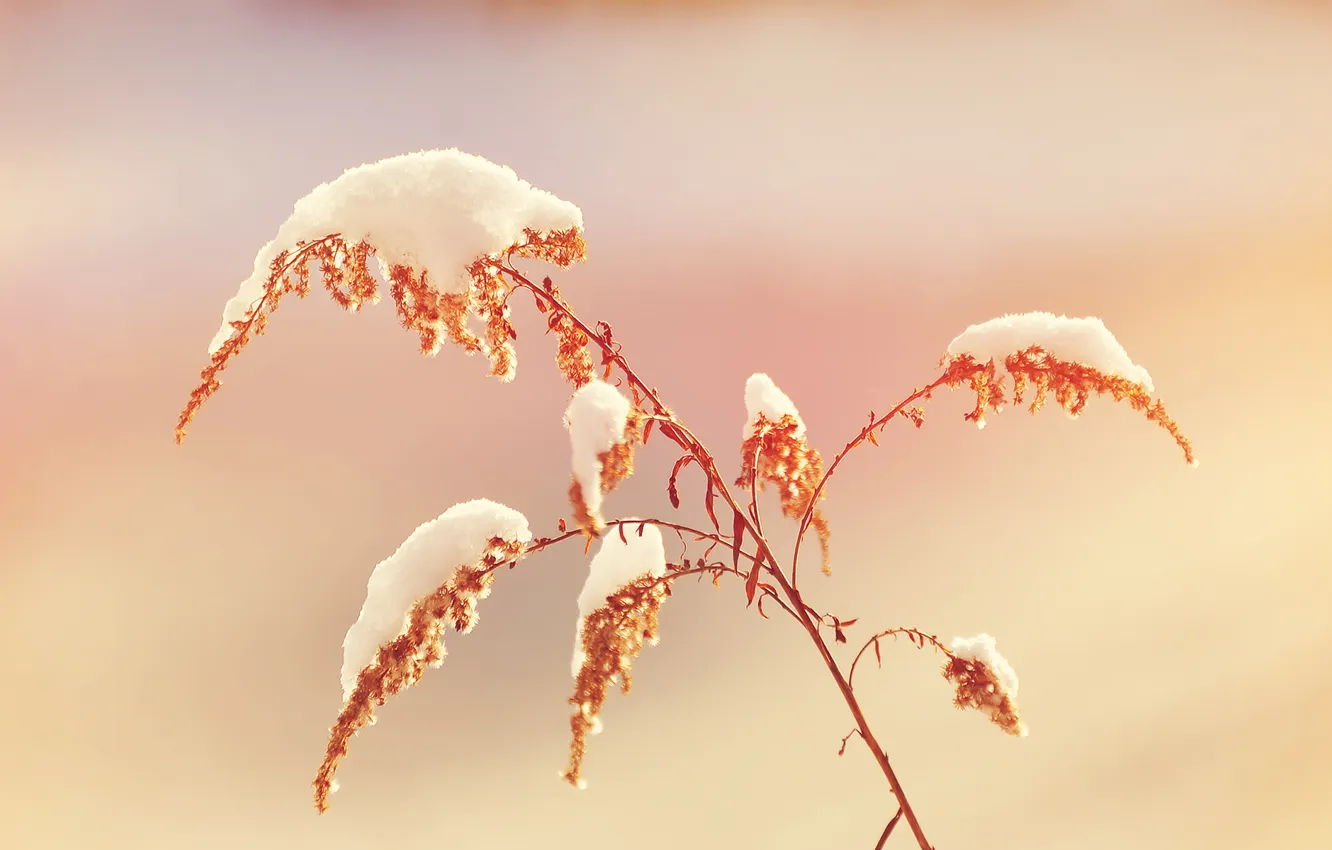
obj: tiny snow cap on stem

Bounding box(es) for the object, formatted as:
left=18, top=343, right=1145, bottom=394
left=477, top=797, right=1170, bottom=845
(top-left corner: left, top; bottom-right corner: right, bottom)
left=570, top=521, right=668, bottom=676
left=565, top=379, right=640, bottom=534
left=738, top=374, right=832, bottom=574
left=564, top=523, right=670, bottom=789
left=210, top=149, right=583, bottom=355
left=943, top=634, right=1027, bottom=738
left=744, top=373, right=806, bottom=439
left=340, top=498, right=532, bottom=699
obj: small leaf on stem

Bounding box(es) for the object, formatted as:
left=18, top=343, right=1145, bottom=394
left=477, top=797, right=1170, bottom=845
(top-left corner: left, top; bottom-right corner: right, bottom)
left=744, top=554, right=761, bottom=606
left=658, top=421, right=681, bottom=445
left=704, top=481, right=720, bottom=532
left=732, top=510, right=746, bottom=573
left=667, top=455, right=694, bottom=510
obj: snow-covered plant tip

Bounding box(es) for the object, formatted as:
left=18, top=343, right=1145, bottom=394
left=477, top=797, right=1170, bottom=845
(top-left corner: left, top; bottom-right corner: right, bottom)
left=176, top=148, right=1195, bottom=847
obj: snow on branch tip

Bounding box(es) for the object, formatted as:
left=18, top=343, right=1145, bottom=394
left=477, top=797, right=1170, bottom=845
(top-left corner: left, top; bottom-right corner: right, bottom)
left=565, top=523, right=670, bottom=789
left=339, top=497, right=532, bottom=699
left=944, top=633, right=1027, bottom=738
left=942, top=311, right=1196, bottom=465
left=314, top=498, right=532, bottom=812
left=212, top=148, right=584, bottom=356
left=947, top=312, right=1154, bottom=393
left=565, top=379, right=641, bottom=535
left=176, top=148, right=586, bottom=443
left=738, top=373, right=832, bottom=574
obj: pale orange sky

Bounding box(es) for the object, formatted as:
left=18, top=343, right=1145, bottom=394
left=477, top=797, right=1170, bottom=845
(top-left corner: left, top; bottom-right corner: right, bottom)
left=1, top=2, right=1330, bottom=849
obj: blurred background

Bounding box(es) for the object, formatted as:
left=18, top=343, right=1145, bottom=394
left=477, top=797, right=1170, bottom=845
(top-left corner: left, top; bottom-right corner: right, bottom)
left=2, top=1, right=1330, bottom=848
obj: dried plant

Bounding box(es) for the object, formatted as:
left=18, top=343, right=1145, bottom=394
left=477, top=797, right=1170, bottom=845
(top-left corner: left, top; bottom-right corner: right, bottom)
left=176, top=149, right=1196, bottom=848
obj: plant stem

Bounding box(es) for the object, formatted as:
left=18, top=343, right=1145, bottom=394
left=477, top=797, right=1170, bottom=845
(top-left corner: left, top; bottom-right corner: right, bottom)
left=875, top=809, right=905, bottom=850
left=502, top=261, right=933, bottom=849
left=764, top=568, right=934, bottom=850
left=790, top=374, right=956, bottom=579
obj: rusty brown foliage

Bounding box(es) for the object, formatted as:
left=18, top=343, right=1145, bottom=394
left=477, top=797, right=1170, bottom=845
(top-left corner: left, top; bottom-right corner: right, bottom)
left=944, top=348, right=1195, bottom=464
left=312, top=539, right=524, bottom=812
left=176, top=228, right=585, bottom=443
left=942, top=654, right=1026, bottom=738
left=737, top=413, right=832, bottom=575
left=535, top=276, right=596, bottom=388
left=563, top=574, right=671, bottom=789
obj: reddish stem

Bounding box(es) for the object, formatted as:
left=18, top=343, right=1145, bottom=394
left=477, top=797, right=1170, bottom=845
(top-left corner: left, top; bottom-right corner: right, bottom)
left=501, top=262, right=937, bottom=850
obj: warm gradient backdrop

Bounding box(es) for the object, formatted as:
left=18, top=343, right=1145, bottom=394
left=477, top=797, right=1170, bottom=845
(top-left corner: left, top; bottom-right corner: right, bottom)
left=2, top=2, right=1330, bottom=848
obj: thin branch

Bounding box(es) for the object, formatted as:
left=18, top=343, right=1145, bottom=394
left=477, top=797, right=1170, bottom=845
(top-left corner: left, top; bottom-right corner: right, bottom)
left=516, top=520, right=802, bottom=622
left=874, top=809, right=905, bottom=850
left=790, top=371, right=972, bottom=576
left=847, top=628, right=951, bottom=690
left=747, top=427, right=764, bottom=533
left=521, top=518, right=762, bottom=565
left=838, top=727, right=863, bottom=756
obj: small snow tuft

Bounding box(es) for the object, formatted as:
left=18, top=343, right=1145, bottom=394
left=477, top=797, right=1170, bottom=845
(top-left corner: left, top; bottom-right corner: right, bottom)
left=210, top=148, right=583, bottom=354
left=743, top=373, right=805, bottom=439
left=949, top=634, right=1020, bottom=700
left=570, top=522, right=667, bottom=676
left=565, top=379, right=632, bottom=521
left=947, top=312, right=1154, bottom=394
left=340, top=498, right=531, bottom=698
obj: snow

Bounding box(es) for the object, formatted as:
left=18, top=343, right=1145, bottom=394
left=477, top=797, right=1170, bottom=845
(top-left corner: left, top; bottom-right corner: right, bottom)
left=208, top=148, right=584, bottom=354
left=565, top=379, right=632, bottom=519
left=949, top=633, right=1020, bottom=699
left=339, top=498, right=532, bottom=699
left=743, top=373, right=805, bottom=439
left=946, top=312, right=1155, bottom=394
left=570, top=522, right=667, bottom=676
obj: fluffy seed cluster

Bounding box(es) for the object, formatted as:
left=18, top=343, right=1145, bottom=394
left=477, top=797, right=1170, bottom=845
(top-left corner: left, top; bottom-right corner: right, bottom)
left=540, top=277, right=597, bottom=389
left=564, top=573, right=670, bottom=790
left=565, top=380, right=643, bottom=535
left=941, top=634, right=1027, bottom=738
left=313, top=533, right=528, bottom=813
left=737, top=374, right=832, bottom=574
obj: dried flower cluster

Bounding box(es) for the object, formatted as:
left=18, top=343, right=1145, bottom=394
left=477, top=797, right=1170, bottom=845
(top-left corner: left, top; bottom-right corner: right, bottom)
left=175, top=228, right=584, bottom=443
left=944, top=347, right=1195, bottom=465
left=564, top=573, right=671, bottom=789
left=314, top=536, right=526, bottom=811
left=536, top=276, right=596, bottom=388
left=738, top=375, right=832, bottom=574
left=941, top=635, right=1026, bottom=738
